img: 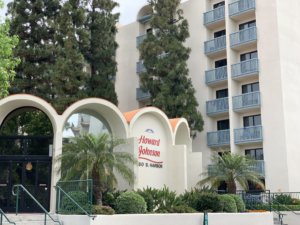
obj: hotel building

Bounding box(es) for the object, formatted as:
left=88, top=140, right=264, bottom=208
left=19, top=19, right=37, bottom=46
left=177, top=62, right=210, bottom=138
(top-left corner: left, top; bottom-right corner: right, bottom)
left=115, top=0, right=300, bottom=192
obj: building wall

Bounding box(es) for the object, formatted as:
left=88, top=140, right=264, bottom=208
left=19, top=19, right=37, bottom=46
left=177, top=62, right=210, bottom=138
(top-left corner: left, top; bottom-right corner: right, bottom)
left=115, top=0, right=300, bottom=192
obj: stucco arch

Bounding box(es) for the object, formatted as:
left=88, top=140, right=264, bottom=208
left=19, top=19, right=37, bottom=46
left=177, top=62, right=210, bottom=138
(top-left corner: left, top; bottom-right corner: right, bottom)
left=126, top=107, right=174, bottom=145
left=0, top=94, right=58, bottom=132
left=172, top=118, right=192, bottom=151
left=61, top=98, right=128, bottom=139
left=136, top=4, right=153, bottom=21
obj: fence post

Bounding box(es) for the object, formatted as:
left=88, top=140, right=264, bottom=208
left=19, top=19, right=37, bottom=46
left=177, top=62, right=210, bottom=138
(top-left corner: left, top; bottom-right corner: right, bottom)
left=268, top=190, right=272, bottom=211
left=203, top=211, right=208, bottom=225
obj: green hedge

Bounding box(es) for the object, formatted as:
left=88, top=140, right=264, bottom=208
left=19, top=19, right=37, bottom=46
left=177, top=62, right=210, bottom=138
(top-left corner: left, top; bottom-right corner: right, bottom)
left=219, top=195, right=237, bottom=213
left=92, top=205, right=115, bottom=215
left=195, top=192, right=223, bottom=212
left=228, top=194, right=246, bottom=212
left=116, top=192, right=147, bottom=214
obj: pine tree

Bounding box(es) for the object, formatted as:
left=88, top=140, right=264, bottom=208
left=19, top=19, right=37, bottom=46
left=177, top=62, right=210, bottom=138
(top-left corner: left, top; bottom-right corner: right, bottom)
left=140, top=0, right=204, bottom=135
left=8, top=0, right=60, bottom=99
left=51, top=0, right=88, bottom=113
left=82, top=0, right=119, bottom=105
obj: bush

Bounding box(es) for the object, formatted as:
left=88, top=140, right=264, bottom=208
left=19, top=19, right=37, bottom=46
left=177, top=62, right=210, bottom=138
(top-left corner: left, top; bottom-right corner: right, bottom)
left=116, top=192, right=147, bottom=214
left=167, top=205, right=198, bottom=213
left=292, top=198, right=300, bottom=205
left=195, top=192, right=222, bottom=212
left=102, top=189, right=126, bottom=210
left=136, top=187, right=157, bottom=212
left=219, top=194, right=237, bottom=212
left=92, top=205, right=115, bottom=215
left=273, top=194, right=293, bottom=205
left=60, top=191, right=91, bottom=214
left=228, top=194, right=246, bottom=212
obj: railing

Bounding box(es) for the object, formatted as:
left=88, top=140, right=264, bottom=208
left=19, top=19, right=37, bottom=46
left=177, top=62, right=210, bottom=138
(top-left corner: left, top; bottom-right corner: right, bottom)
left=0, top=208, right=15, bottom=225
left=229, top=0, right=256, bottom=17
left=207, top=129, right=230, bottom=147
left=230, top=27, right=257, bottom=47
left=205, top=66, right=227, bottom=85
left=206, top=97, right=229, bottom=115
left=249, top=160, right=265, bottom=176
left=136, top=61, right=146, bottom=74
left=136, top=88, right=151, bottom=101
left=12, top=184, right=62, bottom=225
left=138, top=14, right=152, bottom=23
left=136, top=34, right=147, bottom=48
left=232, top=91, right=261, bottom=111
left=204, top=35, right=226, bottom=55
left=55, top=186, right=95, bottom=219
left=231, top=58, right=259, bottom=79
left=203, top=5, right=225, bottom=25
left=234, top=125, right=263, bottom=144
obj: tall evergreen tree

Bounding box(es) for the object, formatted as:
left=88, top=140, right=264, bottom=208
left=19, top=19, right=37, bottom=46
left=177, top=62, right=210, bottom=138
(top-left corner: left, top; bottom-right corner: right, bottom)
left=82, top=0, right=119, bottom=105
left=51, top=0, right=88, bottom=113
left=8, top=0, right=60, bottom=98
left=140, top=0, right=204, bottom=135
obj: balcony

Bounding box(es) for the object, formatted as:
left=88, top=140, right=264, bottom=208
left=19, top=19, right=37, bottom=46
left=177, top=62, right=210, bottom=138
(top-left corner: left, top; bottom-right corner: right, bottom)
left=204, top=36, right=226, bottom=57
left=232, top=92, right=261, bottom=112
left=230, top=27, right=257, bottom=50
left=207, top=130, right=230, bottom=148
left=136, top=34, right=147, bottom=48
left=234, top=125, right=263, bottom=145
left=208, top=160, right=264, bottom=176
left=136, top=88, right=151, bottom=101
left=203, top=6, right=225, bottom=29
left=250, top=160, right=265, bottom=176
left=205, top=66, right=227, bottom=86
left=231, top=58, right=259, bottom=80
left=229, top=0, right=256, bottom=21
left=206, top=97, right=229, bottom=116
left=138, top=14, right=152, bottom=24
left=136, top=61, right=146, bottom=74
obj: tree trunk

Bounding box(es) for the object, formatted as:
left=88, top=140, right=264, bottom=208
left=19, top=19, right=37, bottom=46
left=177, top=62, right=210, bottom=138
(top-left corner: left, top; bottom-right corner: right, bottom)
left=227, top=180, right=237, bottom=194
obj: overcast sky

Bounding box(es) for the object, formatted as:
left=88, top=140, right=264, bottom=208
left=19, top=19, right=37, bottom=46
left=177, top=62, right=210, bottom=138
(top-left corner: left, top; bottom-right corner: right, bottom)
left=0, top=0, right=149, bottom=25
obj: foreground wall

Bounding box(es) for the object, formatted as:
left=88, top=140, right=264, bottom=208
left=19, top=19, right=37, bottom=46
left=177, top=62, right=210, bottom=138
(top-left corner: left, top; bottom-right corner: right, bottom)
left=59, top=213, right=273, bottom=225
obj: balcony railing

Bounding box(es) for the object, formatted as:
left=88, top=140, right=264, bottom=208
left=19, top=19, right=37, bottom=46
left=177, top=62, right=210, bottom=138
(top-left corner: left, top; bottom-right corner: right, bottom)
left=234, top=125, right=263, bottom=144
left=206, top=97, right=229, bottom=116
left=138, top=14, right=152, bottom=23
left=207, top=129, right=230, bottom=148
left=136, top=61, right=146, bottom=74
left=136, top=34, right=147, bottom=48
left=230, top=27, right=257, bottom=47
left=231, top=58, right=259, bottom=79
left=136, top=88, right=151, bottom=101
left=208, top=160, right=264, bottom=176
left=232, top=92, right=261, bottom=111
left=249, top=160, right=265, bottom=176
left=204, top=6, right=225, bottom=26
left=205, top=66, right=227, bottom=85
left=204, top=35, right=226, bottom=55
left=229, top=0, right=256, bottom=17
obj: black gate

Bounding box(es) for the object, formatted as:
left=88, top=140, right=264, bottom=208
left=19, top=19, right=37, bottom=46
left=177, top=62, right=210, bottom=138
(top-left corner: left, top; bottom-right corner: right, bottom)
left=0, top=136, right=52, bottom=213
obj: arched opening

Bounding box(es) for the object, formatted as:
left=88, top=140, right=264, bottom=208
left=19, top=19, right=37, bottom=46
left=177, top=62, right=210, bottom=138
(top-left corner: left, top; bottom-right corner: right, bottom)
left=0, top=107, right=53, bottom=213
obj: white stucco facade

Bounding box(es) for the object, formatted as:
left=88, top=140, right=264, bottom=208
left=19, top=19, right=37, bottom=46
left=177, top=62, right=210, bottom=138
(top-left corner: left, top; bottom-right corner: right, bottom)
left=0, top=94, right=201, bottom=213
left=115, top=0, right=300, bottom=192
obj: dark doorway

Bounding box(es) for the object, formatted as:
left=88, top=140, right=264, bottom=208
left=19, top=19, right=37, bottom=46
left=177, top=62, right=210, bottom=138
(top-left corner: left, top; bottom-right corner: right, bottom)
left=0, top=108, right=53, bottom=213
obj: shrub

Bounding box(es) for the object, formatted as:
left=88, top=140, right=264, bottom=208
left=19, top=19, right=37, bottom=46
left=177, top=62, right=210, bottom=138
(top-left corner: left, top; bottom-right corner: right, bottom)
left=292, top=198, right=300, bottom=205
left=195, top=192, right=222, bottom=212
left=228, top=194, right=246, bottom=212
left=115, top=192, right=147, bottom=214
left=136, top=187, right=157, bottom=212
left=167, top=205, right=198, bottom=213
left=102, top=189, right=126, bottom=210
left=273, top=194, right=293, bottom=205
left=219, top=194, right=237, bottom=213
left=60, top=191, right=91, bottom=214
left=92, top=205, right=115, bottom=215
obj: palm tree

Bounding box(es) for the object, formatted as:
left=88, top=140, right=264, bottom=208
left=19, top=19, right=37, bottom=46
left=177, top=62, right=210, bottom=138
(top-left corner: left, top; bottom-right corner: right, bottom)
left=198, top=153, right=265, bottom=194
left=57, top=133, right=136, bottom=205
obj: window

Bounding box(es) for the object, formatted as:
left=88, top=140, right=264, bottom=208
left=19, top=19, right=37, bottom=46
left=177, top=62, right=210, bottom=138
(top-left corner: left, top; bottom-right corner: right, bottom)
left=216, top=88, right=228, bottom=99
left=214, top=29, right=226, bottom=38
left=213, top=1, right=225, bottom=9
left=242, top=82, right=259, bottom=94
left=215, top=59, right=227, bottom=68
left=146, top=28, right=152, bottom=34
left=240, top=51, right=258, bottom=61
left=243, top=115, right=261, bottom=127
left=217, top=119, right=230, bottom=130
left=239, top=20, right=256, bottom=30
left=245, top=148, right=264, bottom=160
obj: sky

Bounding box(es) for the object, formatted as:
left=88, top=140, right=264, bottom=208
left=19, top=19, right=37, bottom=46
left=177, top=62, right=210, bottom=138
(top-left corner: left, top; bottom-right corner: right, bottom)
left=0, top=0, right=149, bottom=25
